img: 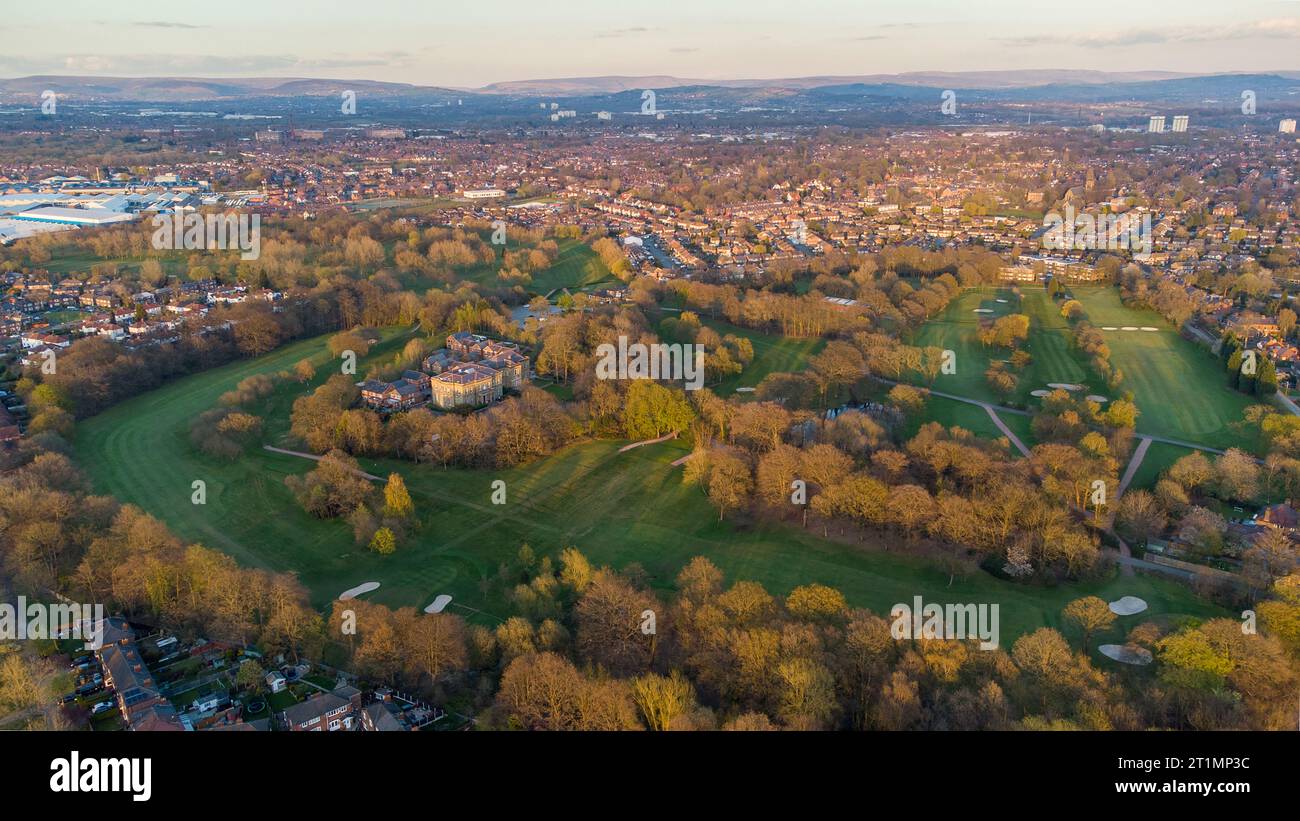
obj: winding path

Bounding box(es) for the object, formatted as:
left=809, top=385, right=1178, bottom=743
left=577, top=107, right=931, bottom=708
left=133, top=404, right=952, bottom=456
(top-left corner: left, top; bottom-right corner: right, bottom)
left=1116, top=436, right=1152, bottom=497
left=262, top=445, right=383, bottom=481
left=982, top=405, right=1031, bottom=457
left=874, top=378, right=1230, bottom=456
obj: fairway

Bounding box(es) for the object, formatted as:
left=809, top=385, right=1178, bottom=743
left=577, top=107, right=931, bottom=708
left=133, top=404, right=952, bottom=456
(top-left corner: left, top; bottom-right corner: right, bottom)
left=1070, top=287, right=1254, bottom=449
left=699, top=318, right=825, bottom=397
left=911, top=285, right=1256, bottom=450
left=75, top=329, right=1224, bottom=640
left=909, top=286, right=1088, bottom=406
left=396, top=237, right=616, bottom=295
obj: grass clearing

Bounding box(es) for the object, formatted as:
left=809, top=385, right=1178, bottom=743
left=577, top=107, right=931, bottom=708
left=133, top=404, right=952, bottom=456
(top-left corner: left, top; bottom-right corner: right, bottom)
left=909, top=286, right=1087, bottom=406
left=697, top=318, right=825, bottom=397
left=1069, top=287, right=1255, bottom=449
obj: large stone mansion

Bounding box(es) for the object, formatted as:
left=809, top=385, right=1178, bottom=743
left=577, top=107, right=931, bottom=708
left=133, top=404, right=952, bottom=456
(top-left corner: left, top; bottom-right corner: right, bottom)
left=360, top=332, right=529, bottom=412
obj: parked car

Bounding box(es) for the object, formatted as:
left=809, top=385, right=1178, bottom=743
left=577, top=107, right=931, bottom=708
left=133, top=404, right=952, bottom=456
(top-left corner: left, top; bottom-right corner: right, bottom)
left=75, top=682, right=103, bottom=697
left=58, top=693, right=77, bottom=705
left=90, top=701, right=114, bottom=716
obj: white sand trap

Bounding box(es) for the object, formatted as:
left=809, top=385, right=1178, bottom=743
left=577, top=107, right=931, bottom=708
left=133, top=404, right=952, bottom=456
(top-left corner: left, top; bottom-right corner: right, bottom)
left=973, top=308, right=994, bottom=313
left=1030, top=389, right=1052, bottom=397
left=1047, top=383, right=1083, bottom=391
left=1108, top=595, right=1148, bottom=616
left=424, top=594, right=453, bottom=614
left=339, top=582, right=380, bottom=600
left=1086, top=395, right=1109, bottom=403
left=1102, top=326, right=1118, bottom=331
left=1099, top=644, right=1153, bottom=665
left=1121, top=326, right=1139, bottom=331
left=996, top=298, right=1009, bottom=303
left=735, top=386, right=756, bottom=393
left=1140, top=326, right=1159, bottom=332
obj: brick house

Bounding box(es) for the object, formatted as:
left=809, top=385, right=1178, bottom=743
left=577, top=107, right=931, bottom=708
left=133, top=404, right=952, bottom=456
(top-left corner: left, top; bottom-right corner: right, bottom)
left=281, top=685, right=362, bottom=731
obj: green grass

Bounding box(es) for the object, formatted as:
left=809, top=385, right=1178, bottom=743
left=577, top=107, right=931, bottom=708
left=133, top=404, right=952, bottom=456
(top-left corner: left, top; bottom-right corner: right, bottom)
left=697, top=318, right=825, bottom=397
left=1069, top=287, right=1255, bottom=449
left=1125, top=440, right=1195, bottom=493
left=908, top=286, right=1087, bottom=406
left=75, top=329, right=1225, bottom=641
left=910, top=285, right=1256, bottom=450
left=417, top=238, right=616, bottom=296
left=916, top=395, right=1036, bottom=450
left=526, top=239, right=616, bottom=294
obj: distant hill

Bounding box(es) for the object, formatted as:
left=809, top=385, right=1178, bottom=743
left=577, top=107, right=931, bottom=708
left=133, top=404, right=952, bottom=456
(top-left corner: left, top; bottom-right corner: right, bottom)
left=0, top=76, right=447, bottom=102
left=478, top=70, right=1198, bottom=95
left=4, top=70, right=1300, bottom=104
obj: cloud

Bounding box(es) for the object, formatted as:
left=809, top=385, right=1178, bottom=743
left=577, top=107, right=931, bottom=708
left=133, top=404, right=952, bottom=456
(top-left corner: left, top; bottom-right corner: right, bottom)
left=133, top=21, right=207, bottom=29
left=996, top=17, right=1300, bottom=48
left=595, top=26, right=653, bottom=38
left=0, top=52, right=411, bottom=77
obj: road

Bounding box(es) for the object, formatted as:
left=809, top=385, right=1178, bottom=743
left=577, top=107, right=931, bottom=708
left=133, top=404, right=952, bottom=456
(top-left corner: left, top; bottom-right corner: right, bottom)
left=1105, top=549, right=1197, bottom=581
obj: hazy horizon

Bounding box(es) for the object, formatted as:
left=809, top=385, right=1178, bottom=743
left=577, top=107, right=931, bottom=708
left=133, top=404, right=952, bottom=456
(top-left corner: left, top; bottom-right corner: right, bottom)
left=4, top=0, right=1300, bottom=88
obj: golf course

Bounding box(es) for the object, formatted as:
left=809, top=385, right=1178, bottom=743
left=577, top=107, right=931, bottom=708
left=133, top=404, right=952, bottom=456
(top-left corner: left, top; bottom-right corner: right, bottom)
left=74, top=320, right=1225, bottom=642
left=909, top=284, right=1257, bottom=451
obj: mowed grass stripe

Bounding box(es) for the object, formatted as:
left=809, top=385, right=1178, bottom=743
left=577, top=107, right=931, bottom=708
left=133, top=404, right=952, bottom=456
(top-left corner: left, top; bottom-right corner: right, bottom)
left=1069, top=287, right=1253, bottom=448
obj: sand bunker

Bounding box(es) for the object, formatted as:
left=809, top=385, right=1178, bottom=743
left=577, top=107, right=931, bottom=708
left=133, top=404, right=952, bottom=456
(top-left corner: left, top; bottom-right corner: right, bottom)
left=1030, top=389, right=1052, bottom=397
left=735, top=386, right=756, bottom=392
left=1121, top=326, right=1139, bottom=331
left=1141, top=326, right=1159, bottom=332
left=1102, top=326, right=1118, bottom=331
left=973, top=308, right=993, bottom=313
left=1047, top=383, right=1083, bottom=391
left=1099, top=644, right=1153, bottom=665
left=1108, top=595, right=1148, bottom=616
left=996, top=298, right=1009, bottom=303
left=1086, top=395, right=1109, bottom=403
left=424, top=594, right=453, bottom=614
left=339, top=582, right=380, bottom=600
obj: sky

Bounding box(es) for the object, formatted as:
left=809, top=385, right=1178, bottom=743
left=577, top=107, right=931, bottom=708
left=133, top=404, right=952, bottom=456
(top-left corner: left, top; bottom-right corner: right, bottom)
left=3, top=0, right=1300, bottom=88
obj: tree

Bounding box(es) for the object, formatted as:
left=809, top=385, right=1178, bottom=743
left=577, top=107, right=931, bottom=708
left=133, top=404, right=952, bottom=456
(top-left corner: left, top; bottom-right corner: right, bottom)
left=786, top=584, right=847, bottom=621
left=622, top=381, right=695, bottom=439
left=232, top=311, right=283, bottom=356
left=382, top=473, right=414, bottom=518
left=706, top=450, right=753, bottom=520
left=1114, top=490, right=1166, bottom=544
left=369, top=527, right=397, bottom=555
left=575, top=570, right=660, bottom=675
left=1062, top=596, right=1115, bottom=653
left=631, top=671, right=697, bottom=731
left=402, top=612, right=467, bottom=688
left=236, top=659, right=266, bottom=693
left=776, top=657, right=838, bottom=729
left=496, top=652, right=584, bottom=730
left=293, top=358, right=316, bottom=383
